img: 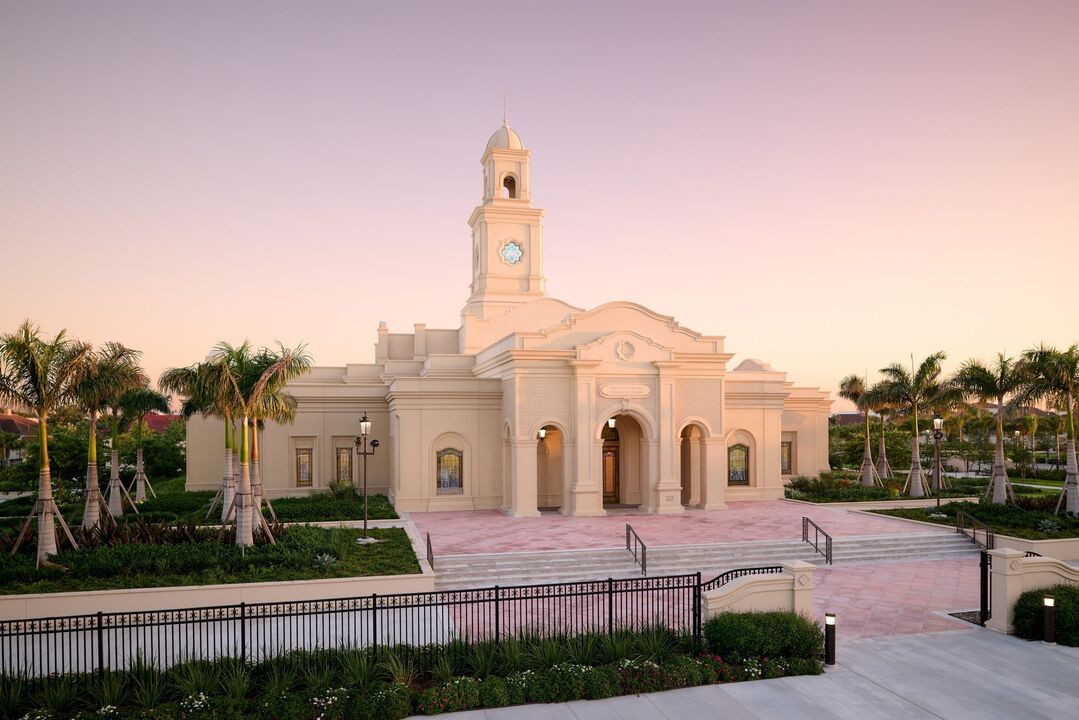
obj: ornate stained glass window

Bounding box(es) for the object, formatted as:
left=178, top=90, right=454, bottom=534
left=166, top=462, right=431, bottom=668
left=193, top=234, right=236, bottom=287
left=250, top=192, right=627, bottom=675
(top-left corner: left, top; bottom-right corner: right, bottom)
left=436, top=448, right=463, bottom=494
left=336, top=447, right=352, bottom=485
left=781, top=441, right=793, bottom=475
left=295, top=447, right=313, bottom=488
left=728, top=444, right=749, bottom=486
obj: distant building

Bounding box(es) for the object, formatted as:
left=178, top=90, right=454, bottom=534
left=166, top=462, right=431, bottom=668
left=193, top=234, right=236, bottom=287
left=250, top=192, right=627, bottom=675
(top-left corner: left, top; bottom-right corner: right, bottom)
left=0, top=412, right=38, bottom=465
left=143, top=413, right=182, bottom=433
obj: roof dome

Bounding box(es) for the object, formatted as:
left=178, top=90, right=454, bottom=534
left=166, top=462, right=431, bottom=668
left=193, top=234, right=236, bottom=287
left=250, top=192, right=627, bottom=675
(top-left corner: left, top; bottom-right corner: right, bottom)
left=485, top=122, right=523, bottom=153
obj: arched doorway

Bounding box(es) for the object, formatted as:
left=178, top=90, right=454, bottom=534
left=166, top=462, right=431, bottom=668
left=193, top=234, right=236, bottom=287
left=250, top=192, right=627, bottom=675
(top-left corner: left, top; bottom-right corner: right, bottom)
left=602, top=415, right=644, bottom=507
left=680, top=424, right=706, bottom=507
left=536, top=424, right=564, bottom=510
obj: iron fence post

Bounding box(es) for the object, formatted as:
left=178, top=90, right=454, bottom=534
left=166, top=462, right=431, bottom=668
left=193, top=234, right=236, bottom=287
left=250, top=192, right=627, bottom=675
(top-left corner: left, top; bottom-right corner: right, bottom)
left=239, top=602, right=246, bottom=663
left=96, top=611, right=105, bottom=678
left=371, top=594, right=378, bottom=653
left=693, top=572, right=702, bottom=647
left=979, top=551, right=989, bottom=626
left=607, top=578, right=614, bottom=636
left=494, top=586, right=501, bottom=643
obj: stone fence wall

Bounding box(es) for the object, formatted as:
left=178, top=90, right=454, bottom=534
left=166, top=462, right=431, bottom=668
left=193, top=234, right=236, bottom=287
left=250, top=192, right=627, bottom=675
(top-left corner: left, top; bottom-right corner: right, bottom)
left=987, top=548, right=1079, bottom=635
left=702, top=561, right=816, bottom=619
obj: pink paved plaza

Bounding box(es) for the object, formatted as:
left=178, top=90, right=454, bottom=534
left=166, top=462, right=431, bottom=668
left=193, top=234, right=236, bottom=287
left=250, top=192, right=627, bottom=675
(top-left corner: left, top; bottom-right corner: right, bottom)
left=411, top=500, right=946, bottom=555
left=813, top=558, right=979, bottom=640
left=413, top=500, right=980, bottom=641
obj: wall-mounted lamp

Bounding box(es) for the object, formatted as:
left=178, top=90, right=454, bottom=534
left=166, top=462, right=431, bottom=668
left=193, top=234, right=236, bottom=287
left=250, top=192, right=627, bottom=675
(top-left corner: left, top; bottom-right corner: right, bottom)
left=607, top=418, right=616, bottom=429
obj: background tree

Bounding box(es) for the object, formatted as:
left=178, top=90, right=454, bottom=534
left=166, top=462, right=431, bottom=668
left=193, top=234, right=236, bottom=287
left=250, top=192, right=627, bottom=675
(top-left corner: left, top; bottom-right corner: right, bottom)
left=72, top=342, right=144, bottom=530
left=952, top=353, right=1026, bottom=503
left=0, top=321, right=91, bottom=565
left=1023, top=344, right=1079, bottom=514
left=0, top=430, right=21, bottom=469
left=1023, top=413, right=1039, bottom=476
left=867, top=352, right=954, bottom=497
left=118, top=386, right=171, bottom=501
left=838, top=373, right=881, bottom=487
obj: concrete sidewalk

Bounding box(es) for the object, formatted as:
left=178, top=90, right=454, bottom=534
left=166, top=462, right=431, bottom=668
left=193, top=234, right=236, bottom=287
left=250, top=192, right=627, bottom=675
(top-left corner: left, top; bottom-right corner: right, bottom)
left=416, top=629, right=1079, bottom=719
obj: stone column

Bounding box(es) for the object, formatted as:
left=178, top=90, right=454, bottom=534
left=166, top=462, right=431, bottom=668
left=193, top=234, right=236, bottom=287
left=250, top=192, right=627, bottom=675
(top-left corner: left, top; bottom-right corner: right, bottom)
left=508, top=438, right=540, bottom=517
left=652, top=361, right=684, bottom=515
left=567, top=360, right=605, bottom=516
left=699, top=438, right=728, bottom=510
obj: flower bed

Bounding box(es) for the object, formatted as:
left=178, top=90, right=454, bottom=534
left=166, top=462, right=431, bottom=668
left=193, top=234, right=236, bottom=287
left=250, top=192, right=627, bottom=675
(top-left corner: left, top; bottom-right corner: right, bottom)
left=872, top=499, right=1079, bottom=540
left=784, top=474, right=988, bottom=503
left=0, top=614, right=823, bottom=718
left=0, top=525, right=419, bottom=595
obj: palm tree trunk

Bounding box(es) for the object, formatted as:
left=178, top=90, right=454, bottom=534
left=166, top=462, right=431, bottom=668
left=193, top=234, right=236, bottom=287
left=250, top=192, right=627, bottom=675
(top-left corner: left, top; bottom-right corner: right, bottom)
left=107, top=447, right=123, bottom=517
left=235, top=414, right=254, bottom=546
left=989, top=408, right=1010, bottom=504
left=226, top=425, right=239, bottom=523
left=35, top=415, right=59, bottom=562
left=907, top=435, right=925, bottom=497
left=876, top=416, right=893, bottom=480
left=82, top=413, right=103, bottom=531
left=1061, top=394, right=1078, bottom=515
left=134, top=421, right=146, bottom=502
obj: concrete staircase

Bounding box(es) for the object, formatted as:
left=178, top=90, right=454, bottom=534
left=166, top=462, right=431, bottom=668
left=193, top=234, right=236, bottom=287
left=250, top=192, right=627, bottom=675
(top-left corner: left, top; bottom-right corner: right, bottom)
left=432, top=532, right=979, bottom=590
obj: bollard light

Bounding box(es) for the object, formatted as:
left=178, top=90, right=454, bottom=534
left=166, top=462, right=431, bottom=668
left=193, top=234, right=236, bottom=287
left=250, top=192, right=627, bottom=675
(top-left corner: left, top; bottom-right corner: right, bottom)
left=824, top=613, right=836, bottom=665
left=1044, top=596, right=1056, bottom=644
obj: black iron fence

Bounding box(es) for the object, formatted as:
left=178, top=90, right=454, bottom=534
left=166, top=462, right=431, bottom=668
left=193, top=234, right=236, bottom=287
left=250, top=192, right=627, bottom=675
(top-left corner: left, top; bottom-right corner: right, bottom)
left=0, top=572, right=723, bottom=677
left=0, top=566, right=797, bottom=679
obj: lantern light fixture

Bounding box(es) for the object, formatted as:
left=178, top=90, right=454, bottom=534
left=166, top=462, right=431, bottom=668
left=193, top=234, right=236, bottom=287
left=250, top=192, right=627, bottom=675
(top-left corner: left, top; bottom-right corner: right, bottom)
left=607, top=418, right=616, bottom=429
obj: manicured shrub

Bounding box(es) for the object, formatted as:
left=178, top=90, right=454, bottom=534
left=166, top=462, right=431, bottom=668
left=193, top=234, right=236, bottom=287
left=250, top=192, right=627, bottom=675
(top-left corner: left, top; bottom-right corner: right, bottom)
left=704, top=611, right=823, bottom=661
left=1013, top=583, right=1079, bottom=646
left=414, top=677, right=481, bottom=715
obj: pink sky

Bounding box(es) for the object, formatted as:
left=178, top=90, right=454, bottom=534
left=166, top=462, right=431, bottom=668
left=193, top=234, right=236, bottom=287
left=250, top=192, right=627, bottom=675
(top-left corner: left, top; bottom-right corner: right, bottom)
left=2, top=1, right=1077, bottom=411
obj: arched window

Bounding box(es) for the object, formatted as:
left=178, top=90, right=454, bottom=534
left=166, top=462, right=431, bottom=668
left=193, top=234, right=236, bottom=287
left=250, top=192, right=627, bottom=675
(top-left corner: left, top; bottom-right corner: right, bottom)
left=436, top=448, right=463, bottom=494
left=502, top=175, right=517, bottom=198
left=728, top=444, right=749, bottom=486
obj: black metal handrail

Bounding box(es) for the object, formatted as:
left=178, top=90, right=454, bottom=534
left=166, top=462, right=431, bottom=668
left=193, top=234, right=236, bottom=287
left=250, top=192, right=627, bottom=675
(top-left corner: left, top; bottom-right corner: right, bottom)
left=626, top=523, right=647, bottom=575
left=956, top=511, right=994, bottom=550
left=801, top=517, right=832, bottom=564
left=1024, top=550, right=1042, bottom=558
left=701, top=565, right=785, bottom=592
left=426, top=532, right=435, bottom=569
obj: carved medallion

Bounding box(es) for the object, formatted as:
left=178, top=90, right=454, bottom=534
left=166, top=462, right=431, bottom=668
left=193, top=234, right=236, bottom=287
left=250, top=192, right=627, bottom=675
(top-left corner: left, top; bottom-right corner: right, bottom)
left=615, top=340, right=635, bottom=361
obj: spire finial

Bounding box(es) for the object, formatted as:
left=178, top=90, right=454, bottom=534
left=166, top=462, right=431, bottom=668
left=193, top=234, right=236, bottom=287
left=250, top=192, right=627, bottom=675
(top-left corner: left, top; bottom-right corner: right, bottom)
left=503, top=94, right=509, bottom=127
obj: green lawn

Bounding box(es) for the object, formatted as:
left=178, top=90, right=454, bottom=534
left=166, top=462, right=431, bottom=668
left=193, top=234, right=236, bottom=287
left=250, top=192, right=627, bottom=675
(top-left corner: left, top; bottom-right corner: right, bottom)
left=0, top=525, right=420, bottom=595
left=872, top=500, right=1079, bottom=540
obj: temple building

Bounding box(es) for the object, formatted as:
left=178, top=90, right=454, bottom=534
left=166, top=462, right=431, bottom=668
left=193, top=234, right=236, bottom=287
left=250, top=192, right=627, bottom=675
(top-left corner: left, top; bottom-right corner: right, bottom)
left=185, top=121, right=832, bottom=515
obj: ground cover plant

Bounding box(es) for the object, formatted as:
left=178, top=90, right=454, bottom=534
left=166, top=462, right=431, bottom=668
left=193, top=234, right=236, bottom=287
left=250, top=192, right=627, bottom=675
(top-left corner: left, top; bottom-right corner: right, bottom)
left=784, top=473, right=986, bottom=503
left=872, top=498, right=1079, bottom=539
left=0, top=614, right=823, bottom=719
left=1012, top=584, right=1079, bottom=646
left=0, top=477, right=398, bottom=539
left=0, top=525, right=419, bottom=595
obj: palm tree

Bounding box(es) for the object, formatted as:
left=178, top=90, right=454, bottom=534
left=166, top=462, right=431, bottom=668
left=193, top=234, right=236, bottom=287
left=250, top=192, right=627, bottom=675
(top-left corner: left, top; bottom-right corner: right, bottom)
left=1023, top=344, right=1079, bottom=515
left=72, top=342, right=145, bottom=530
left=212, top=341, right=311, bottom=546
left=838, top=373, right=881, bottom=487
left=160, top=361, right=236, bottom=521
left=869, top=398, right=895, bottom=480
left=1049, top=411, right=1067, bottom=470
left=119, top=386, right=171, bottom=501
left=867, top=352, right=955, bottom=497
left=0, top=321, right=91, bottom=565
left=952, top=353, right=1026, bottom=503
left=1023, top=413, right=1039, bottom=477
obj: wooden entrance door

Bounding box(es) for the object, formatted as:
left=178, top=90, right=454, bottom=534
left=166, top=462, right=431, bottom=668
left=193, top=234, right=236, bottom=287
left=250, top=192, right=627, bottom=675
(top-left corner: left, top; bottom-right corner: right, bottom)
left=602, top=443, right=620, bottom=503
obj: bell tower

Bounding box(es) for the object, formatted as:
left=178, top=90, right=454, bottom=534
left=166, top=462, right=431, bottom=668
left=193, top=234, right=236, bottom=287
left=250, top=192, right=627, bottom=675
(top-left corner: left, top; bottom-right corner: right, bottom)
left=462, top=118, right=546, bottom=320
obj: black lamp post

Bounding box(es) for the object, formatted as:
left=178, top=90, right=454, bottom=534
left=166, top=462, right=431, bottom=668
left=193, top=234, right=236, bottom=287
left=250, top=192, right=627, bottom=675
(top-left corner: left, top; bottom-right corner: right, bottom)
left=933, top=413, right=944, bottom=510
left=355, top=411, right=380, bottom=544
left=824, top=613, right=836, bottom=665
